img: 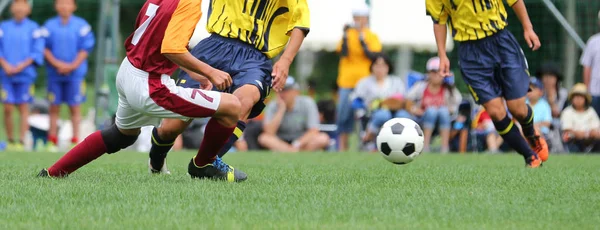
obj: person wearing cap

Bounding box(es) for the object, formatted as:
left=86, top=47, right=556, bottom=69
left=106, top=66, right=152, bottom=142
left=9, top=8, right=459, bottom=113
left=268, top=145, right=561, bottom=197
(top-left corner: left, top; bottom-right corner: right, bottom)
left=427, top=0, right=548, bottom=167
left=579, top=9, right=600, bottom=116
left=560, top=83, right=600, bottom=152
left=353, top=54, right=410, bottom=144
left=526, top=78, right=552, bottom=137
left=335, top=3, right=382, bottom=151
left=406, top=57, right=461, bottom=153
left=259, top=77, right=330, bottom=152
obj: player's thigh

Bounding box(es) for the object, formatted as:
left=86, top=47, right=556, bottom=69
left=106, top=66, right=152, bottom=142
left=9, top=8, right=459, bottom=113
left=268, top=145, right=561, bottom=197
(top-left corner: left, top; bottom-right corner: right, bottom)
left=115, top=93, right=157, bottom=130
left=147, top=78, right=223, bottom=119
left=1, top=81, right=14, bottom=104
left=458, top=41, right=502, bottom=105
left=65, top=80, right=86, bottom=106
left=232, top=66, right=271, bottom=118
left=47, top=80, right=64, bottom=105
left=13, top=82, right=34, bottom=104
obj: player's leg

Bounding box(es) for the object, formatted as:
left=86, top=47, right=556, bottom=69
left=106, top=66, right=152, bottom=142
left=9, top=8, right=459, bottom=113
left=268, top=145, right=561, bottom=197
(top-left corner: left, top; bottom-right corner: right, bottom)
left=336, top=88, right=354, bottom=151
left=459, top=40, right=540, bottom=167
left=498, top=30, right=548, bottom=162
left=66, top=80, right=85, bottom=145
left=15, top=83, right=33, bottom=149
left=1, top=83, right=16, bottom=147
left=148, top=118, right=191, bottom=173
left=46, top=81, right=62, bottom=150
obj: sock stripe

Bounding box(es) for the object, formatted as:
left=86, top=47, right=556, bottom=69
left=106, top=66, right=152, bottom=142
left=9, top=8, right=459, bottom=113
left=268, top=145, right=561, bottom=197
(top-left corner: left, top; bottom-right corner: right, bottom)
left=151, top=134, right=174, bottom=146
left=233, top=127, right=243, bottom=138
left=525, top=108, right=534, bottom=124
left=497, top=120, right=514, bottom=135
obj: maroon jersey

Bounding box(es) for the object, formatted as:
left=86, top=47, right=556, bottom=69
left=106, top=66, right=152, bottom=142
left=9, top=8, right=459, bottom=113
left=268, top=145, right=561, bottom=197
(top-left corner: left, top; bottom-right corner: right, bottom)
left=124, top=0, right=201, bottom=75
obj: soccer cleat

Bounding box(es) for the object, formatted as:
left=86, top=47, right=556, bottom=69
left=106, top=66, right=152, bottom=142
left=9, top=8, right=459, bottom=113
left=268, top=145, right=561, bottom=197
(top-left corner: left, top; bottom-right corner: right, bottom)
left=526, top=154, right=542, bottom=168
left=188, top=157, right=247, bottom=182
left=37, top=169, right=50, bottom=177
left=527, top=129, right=549, bottom=162
left=148, top=158, right=171, bottom=175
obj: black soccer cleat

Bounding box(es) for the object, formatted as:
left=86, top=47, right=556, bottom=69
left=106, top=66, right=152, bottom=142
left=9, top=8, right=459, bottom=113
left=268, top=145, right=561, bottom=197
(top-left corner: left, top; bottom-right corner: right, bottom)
left=37, top=169, right=50, bottom=177
left=188, top=157, right=247, bottom=182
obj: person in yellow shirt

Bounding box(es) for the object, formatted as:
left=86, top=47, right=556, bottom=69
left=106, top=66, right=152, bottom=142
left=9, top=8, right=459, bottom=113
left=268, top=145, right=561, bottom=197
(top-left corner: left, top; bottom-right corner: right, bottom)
left=426, top=0, right=547, bottom=167
left=336, top=5, right=382, bottom=151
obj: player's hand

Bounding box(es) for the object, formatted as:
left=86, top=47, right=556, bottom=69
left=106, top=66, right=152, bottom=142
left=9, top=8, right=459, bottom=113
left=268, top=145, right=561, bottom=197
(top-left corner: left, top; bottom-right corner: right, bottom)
left=438, top=55, right=451, bottom=77
left=524, top=29, right=541, bottom=51
left=271, top=57, right=292, bottom=92
left=3, top=65, right=17, bottom=76
left=206, top=68, right=232, bottom=91
left=55, top=62, right=71, bottom=75
left=198, top=77, right=214, bottom=91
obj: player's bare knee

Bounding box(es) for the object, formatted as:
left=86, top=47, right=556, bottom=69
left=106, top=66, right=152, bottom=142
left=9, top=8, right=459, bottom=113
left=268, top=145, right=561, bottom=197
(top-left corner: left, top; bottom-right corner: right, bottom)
left=215, top=94, right=241, bottom=125
left=101, top=125, right=139, bottom=154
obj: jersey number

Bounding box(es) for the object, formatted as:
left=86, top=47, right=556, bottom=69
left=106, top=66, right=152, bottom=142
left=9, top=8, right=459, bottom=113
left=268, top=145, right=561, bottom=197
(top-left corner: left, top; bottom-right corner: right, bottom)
left=191, top=89, right=214, bottom=103
left=131, top=3, right=159, bottom=45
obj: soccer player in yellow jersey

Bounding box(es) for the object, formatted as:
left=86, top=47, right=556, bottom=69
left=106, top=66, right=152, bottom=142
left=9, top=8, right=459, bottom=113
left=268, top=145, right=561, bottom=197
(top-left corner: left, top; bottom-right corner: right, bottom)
left=426, top=0, right=548, bottom=167
left=147, top=0, right=310, bottom=180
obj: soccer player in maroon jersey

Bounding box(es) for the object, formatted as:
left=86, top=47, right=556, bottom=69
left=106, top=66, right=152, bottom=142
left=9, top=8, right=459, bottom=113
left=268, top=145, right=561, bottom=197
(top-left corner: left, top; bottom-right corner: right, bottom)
left=38, top=0, right=248, bottom=182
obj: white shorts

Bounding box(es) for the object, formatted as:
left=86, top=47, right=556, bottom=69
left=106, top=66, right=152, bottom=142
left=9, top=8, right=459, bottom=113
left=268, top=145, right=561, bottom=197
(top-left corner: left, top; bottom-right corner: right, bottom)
left=114, top=58, right=221, bottom=129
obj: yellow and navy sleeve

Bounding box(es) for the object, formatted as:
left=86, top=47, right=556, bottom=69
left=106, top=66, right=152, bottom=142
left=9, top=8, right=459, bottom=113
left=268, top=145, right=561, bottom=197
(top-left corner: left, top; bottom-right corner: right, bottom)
left=425, top=0, right=449, bottom=25
left=505, top=0, right=519, bottom=7
left=287, top=0, right=310, bottom=36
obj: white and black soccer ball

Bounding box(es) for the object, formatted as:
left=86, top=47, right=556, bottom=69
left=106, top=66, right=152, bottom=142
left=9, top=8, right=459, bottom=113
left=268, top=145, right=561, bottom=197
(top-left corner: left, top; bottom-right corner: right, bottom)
left=376, top=118, right=424, bottom=164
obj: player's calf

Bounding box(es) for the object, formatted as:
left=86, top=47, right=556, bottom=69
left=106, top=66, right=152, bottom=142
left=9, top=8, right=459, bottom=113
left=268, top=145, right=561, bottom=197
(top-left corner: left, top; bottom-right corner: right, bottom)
left=39, top=125, right=139, bottom=177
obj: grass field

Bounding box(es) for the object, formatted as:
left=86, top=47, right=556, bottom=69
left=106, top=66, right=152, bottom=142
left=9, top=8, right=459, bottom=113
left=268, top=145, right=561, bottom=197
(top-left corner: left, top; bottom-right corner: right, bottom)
left=0, top=151, right=599, bottom=229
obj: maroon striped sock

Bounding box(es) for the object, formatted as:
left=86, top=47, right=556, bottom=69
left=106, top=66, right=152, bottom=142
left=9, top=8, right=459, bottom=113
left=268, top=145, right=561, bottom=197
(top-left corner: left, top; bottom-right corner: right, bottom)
left=194, top=118, right=235, bottom=166
left=48, top=131, right=107, bottom=177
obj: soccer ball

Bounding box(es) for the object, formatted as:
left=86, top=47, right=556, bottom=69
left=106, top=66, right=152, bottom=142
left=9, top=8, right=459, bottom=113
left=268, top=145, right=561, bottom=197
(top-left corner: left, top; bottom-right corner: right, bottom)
left=376, top=118, right=424, bottom=164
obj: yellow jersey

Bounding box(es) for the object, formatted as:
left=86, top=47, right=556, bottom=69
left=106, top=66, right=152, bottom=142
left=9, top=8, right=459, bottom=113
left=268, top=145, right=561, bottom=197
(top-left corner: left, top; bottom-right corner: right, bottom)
left=206, top=0, right=310, bottom=58
left=426, top=0, right=518, bottom=41
left=336, top=28, right=382, bottom=89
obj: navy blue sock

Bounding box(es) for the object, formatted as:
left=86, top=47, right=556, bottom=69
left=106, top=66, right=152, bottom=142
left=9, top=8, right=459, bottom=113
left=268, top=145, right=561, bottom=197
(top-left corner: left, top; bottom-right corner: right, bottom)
left=518, top=105, right=536, bottom=138
left=217, top=121, right=246, bottom=158
left=493, top=116, right=535, bottom=158
left=149, top=127, right=175, bottom=170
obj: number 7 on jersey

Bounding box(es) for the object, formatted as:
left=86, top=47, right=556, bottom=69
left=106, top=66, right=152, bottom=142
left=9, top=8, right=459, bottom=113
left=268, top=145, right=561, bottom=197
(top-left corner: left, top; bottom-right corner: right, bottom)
left=131, top=3, right=159, bottom=45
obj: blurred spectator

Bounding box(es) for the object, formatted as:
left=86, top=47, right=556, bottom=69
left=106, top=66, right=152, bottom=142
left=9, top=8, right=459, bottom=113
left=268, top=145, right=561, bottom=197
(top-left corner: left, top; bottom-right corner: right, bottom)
left=259, top=77, right=330, bottom=152
left=353, top=54, right=409, bottom=142
left=42, top=0, right=95, bottom=151
left=335, top=4, right=382, bottom=151
left=472, top=107, right=503, bottom=153
left=407, top=57, right=462, bottom=153
left=560, top=83, right=600, bottom=152
left=527, top=78, right=552, bottom=137
left=0, top=1, right=44, bottom=151
left=536, top=63, right=568, bottom=117
left=580, top=10, right=600, bottom=115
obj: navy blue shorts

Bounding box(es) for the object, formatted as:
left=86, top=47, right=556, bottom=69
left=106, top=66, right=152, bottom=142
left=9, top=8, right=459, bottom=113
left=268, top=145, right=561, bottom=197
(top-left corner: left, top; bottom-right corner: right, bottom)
left=458, top=29, right=530, bottom=105
left=47, top=80, right=86, bottom=106
left=177, top=34, right=273, bottom=119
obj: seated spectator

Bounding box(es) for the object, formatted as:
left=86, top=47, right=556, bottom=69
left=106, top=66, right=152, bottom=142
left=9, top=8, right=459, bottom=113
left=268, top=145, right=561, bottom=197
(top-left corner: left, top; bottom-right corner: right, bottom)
left=527, top=78, right=552, bottom=137
left=560, top=83, right=600, bottom=152
left=407, top=57, right=462, bottom=153
left=354, top=53, right=410, bottom=142
left=472, top=107, right=503, bottom=153
left=536, top=62, right=568, bottom=117
left=258, top=77, right=330, bottom=152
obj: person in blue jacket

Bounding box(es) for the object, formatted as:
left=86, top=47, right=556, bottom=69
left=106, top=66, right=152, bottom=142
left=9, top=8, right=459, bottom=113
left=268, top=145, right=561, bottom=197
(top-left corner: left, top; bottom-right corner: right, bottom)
left=41, top=0, right=95, bottom=151
left=0, top=1, right=44, bottom=151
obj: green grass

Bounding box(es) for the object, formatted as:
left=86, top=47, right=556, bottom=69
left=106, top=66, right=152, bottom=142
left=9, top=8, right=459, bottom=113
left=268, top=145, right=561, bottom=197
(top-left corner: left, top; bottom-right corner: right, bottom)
left=0, top=151, right=599, bottom=229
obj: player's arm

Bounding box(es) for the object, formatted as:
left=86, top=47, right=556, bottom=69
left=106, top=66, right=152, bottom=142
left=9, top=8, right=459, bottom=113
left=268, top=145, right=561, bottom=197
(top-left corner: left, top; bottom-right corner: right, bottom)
left=427, top=0, right=451, bottom=76
left=272, top=28, right=306, bottom=92
left=0, top=28, right=16, bottom=75
left=66, top=24, right=95, bottom=72
left=509, top=0, right=540, bottom=50
left=180, top=66, right=212, bottom=90
left=162, top=1, right=231, bottom=90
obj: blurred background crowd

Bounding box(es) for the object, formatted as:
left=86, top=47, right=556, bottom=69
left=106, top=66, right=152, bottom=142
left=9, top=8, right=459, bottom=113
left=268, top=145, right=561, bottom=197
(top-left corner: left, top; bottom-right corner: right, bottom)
left=1, top=0, right=599, bottom=154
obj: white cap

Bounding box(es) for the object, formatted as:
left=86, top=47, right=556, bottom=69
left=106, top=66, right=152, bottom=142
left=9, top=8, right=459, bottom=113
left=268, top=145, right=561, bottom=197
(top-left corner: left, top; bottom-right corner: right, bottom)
left=352, top=3, right=370, bottom=17
left=426, top=57, right=441, bottom=72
